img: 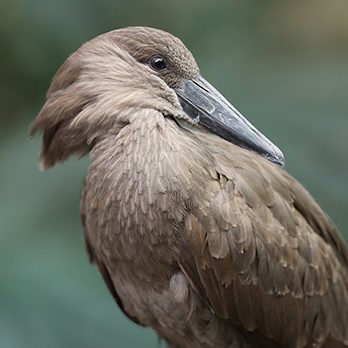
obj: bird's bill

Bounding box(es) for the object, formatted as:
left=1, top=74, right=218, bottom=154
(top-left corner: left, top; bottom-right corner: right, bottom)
left=175, top=76, right=285, bottom=166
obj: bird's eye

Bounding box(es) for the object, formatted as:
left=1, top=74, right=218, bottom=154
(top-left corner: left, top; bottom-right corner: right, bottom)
left=149, top=55, right=166, bottom=71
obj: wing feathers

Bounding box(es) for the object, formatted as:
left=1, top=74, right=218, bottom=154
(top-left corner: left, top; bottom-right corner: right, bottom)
left=181, top=144, right=348, bottom=347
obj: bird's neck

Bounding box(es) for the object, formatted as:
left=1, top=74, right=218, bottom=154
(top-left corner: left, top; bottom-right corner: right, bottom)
left=84, top=113, right=212, bottom=268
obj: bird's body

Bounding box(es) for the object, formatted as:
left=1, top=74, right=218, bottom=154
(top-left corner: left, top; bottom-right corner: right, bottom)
left=31, top=27, right=348, bottom=347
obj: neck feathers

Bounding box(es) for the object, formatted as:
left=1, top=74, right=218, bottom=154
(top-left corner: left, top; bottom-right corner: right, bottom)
left=84, top=111, right=213, bottom=242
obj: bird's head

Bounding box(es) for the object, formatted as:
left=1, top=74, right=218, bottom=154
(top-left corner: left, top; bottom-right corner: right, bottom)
left=31, top=26, right=284, bottom=169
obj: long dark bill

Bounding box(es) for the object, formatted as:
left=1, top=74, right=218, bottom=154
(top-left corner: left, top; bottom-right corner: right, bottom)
left=175, top=76, right=285, bottom=166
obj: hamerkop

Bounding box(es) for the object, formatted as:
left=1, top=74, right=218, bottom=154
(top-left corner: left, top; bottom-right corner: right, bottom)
left=31, top=27, right=348, bottom=347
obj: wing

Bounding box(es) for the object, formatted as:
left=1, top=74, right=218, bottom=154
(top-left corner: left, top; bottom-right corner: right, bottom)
left=181, top=140, right=348, bottom=348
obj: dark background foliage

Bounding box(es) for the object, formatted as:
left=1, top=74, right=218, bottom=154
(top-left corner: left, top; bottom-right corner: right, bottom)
left=1, top=0, right=347, bottom=347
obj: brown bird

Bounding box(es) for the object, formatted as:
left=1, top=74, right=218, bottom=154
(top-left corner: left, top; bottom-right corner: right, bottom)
left=31, top=27, right=348, bottom=348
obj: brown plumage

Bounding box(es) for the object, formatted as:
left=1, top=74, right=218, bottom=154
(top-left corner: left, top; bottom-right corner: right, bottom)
left=31, top=27, right=348, bottom=348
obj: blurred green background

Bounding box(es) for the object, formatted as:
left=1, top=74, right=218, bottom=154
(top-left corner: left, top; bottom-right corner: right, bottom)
left=1, top=0, right=347, bottom=347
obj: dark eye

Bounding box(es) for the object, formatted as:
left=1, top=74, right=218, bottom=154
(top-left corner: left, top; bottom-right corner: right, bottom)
left=149, top=55, right=166, bottom=71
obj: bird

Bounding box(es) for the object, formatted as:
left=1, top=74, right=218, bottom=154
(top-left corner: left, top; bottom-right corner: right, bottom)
left=31, top=27, right=348, bottom=348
